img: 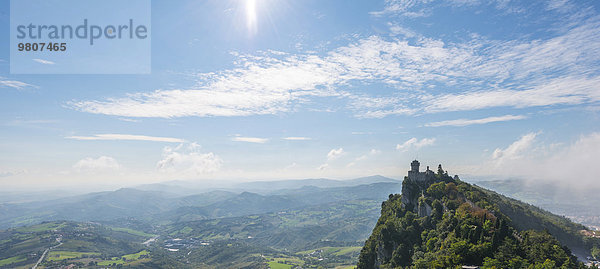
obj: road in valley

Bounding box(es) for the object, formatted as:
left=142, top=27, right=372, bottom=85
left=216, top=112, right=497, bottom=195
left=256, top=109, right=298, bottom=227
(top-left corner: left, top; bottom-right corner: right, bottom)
left=32, top=237, right=62, bottom=269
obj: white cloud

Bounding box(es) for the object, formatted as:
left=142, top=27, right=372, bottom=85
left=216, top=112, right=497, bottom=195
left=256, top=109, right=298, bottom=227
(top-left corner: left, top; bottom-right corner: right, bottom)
left=282, top=137, right=312, bottom=141
left=357, top=149, right=381, bottom=161
left=33, top=58, right=55, bottom=65
left=70, top=49, right=344, bottom=118
left=70, top=12, right=600, bottom=119
left=425, top=115, right=526, bottom=127
left=157, top=143, right=222, bottom=175
left=349, top=95, right=416, bottom=118
left=369, top=0, right=431, bottom=17
left=0, top=170, right=27, bottom=177
left=67, top=34, right=486, bottom=118
left=396, top=137, right=436, bottom=151
left=232, top=136, right=269, bottom=143
left=66, top=134, right=185, bottom=143
left=388, top=23, right=418, bottom=37
left=327, top=148, right=345, bottom=161
left=347, top=149, right=381, bottom=167
left=117, top=118, right=140, bottom=123
left=480, top=132, right=600, bottom=187
left=371, top=0, right=531, bottom=17
left=351, top=131, right=374, bottom=135
left=425, top=76, right=600, bottom=113
left=546, top=0, right=572, bottom=11
left=73, top=156, right=120, bottom=172
left=284, top=162, right=297, bottom=169
left=0, top=78, right=36, bottom=90
left=491, top=132, right=538, bottom=167
left=317, top=163, right=329, bottom=170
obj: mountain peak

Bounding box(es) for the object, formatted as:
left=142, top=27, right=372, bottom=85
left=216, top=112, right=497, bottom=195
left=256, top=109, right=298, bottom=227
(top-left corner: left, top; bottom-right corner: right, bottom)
left=357, top=161, right=592, bottom=268
left=400, top=160, right=455, bottom=212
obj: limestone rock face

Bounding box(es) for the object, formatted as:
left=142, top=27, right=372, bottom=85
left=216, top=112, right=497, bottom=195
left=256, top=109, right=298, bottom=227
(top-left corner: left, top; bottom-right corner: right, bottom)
left=418, top=199, right=433, bottom=217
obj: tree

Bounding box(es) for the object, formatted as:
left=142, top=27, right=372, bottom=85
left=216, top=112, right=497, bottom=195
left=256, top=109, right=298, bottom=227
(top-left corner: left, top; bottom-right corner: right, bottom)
left=437, top=164, right=444, bottom=175
left=592, top=246, right=600, bottom=260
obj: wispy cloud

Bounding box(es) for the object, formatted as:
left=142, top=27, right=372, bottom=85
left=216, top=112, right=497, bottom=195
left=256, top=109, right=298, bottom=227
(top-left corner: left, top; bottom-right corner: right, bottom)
left=327, top=148, right=345, bottom=161
left=546, top=0, right=572, bottom=11
left=68, top=34, right=487, bottom=118
left=351, top=131, right=374, bottom=135
left=73, top=156, right=120, bottom=172
left=317, top=163, right=329, bottom=170
left=33, top=58, right=55, bottom=65
left=425, top=115, right=526, bottom=127
left=70, top=6, right=600, bottom=119
left=117, top=118, right=140, bottom=123
left=396, top=137, right=435, bottom=151
left=0, top=78, right=36, bottom=90
left=347, top=149, right=381, bottom=167
left=425, top=76, right=600, bottom=113
left=369, top=0, right=431, bottom=17
left=0, top=170, right=27, bottom=177
left=282, top=136, right=312, bottom=141
left=318, top=147, right=346, bottom=170
left=66, top=134, right=185, bottom=143
left=371, top=0, right=529, bottom=17
left=232, top=136, right=269, bottom=143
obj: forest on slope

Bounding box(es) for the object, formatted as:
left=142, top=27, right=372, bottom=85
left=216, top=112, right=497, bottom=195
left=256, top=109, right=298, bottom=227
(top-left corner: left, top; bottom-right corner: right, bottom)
left=358, top=165, right=600, bottom=268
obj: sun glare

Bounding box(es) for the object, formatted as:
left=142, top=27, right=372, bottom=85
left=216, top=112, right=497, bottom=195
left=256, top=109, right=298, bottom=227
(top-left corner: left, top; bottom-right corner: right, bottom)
left=245, top=0, right=258, bottom=35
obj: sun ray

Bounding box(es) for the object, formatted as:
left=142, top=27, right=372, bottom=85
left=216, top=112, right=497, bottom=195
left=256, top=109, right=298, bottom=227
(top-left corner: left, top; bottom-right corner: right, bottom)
left=245, top=0, right=257, bottom=35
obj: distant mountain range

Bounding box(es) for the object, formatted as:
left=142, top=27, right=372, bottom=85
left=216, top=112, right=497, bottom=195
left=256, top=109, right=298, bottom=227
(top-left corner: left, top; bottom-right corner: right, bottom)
left=0, top=175, right=399, bottom=229
left=0, top=175, right=400, bottom=268
left=2, top=173, right=599, bottom=268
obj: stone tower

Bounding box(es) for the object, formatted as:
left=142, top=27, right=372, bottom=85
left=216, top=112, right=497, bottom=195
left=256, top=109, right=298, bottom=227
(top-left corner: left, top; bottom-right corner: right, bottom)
left=410, top=160, right=420, bottom=172
left=407, top=160, right=434, bottom=182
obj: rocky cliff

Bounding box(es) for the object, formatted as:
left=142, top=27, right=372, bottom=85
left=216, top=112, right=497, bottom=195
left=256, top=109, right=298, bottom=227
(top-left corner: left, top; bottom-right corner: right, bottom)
left=357, top=162, right=593, bottom=268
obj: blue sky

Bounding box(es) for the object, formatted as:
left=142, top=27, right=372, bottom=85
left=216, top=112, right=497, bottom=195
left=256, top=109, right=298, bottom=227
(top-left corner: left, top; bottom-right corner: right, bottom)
left=1, top=0, right=600, bottom=190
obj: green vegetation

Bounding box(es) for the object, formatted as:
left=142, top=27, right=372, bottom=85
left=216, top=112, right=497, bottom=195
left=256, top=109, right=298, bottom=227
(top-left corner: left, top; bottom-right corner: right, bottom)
left=97, top=259, right=126, bottom=266
left=0, top=256, right=26, bottom=266
left=108, top=227, right=156, bottom=237
left=15, top=222, right=66, bottom=233
left=267, top=261, right=294, bottom=269
left=97, top=250, right=151, bottom=266
left=358, top=167, right=596, bottom=268
left=0, top=221, right=153, bottom=268
left=475, top=179, right=600, bottom=229
left=2, top=175, right=597, bottom=268
left=163, top=199, right=381, bottom=252
left=123, top=249, right=149, bottom=260
left=592, top=246, right=600, bottom=260
left=268, top=256, right=305, bottom=267
left=297, top=246, right=362, bottom=256
left=46, top=251, right=100, bottom=261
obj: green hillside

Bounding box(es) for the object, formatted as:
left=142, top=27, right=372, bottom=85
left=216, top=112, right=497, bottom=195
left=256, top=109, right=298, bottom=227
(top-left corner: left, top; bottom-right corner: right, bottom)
left=0, top=221, right=151, bottom=268
left=357, top=164, right=600, bottom=268
left=0, top=179, right=398, bottom=269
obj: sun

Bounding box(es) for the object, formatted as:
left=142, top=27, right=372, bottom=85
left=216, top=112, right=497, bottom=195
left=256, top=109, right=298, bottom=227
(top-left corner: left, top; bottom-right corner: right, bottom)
left=245, top=0, right=258, bottom=35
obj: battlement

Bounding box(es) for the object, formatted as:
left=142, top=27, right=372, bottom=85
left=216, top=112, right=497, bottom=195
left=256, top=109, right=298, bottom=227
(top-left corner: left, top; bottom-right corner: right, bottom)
left=407, top=160, right=434, bottom=182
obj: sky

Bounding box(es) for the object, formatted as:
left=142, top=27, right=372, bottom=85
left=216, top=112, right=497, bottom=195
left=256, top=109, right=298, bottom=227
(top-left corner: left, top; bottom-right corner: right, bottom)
left=1, top=0, right=599, bottom=191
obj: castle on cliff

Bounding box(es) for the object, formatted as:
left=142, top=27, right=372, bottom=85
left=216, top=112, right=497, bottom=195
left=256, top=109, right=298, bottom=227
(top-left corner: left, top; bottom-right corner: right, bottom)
left=407, top=160, right=434, bottom=182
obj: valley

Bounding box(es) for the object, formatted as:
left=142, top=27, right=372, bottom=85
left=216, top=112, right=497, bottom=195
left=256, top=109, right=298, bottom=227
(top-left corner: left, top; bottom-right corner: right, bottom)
left=1, top=174, right=599, bottom=268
